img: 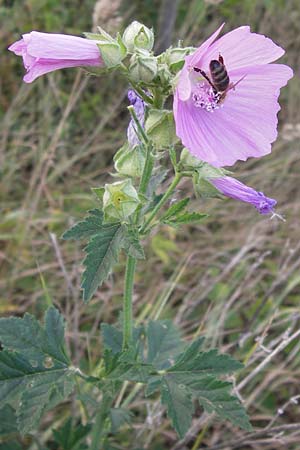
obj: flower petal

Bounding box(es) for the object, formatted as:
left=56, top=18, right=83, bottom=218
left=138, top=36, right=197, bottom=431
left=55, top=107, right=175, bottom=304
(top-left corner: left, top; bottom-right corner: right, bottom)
left=189, top=23, right=225, bottom=67
left=210, top=176, right=277, bottom=214
left=198, top=26, right=285, bottom=72
left=174, top=63, right=293, bottom=167
left=177, top=24, right=225, bottom=101
left=8, top=38, right=26, bottom=55
left=23, top=58, right=101, bottom=83
left=24, top=31, right=101, bottom=61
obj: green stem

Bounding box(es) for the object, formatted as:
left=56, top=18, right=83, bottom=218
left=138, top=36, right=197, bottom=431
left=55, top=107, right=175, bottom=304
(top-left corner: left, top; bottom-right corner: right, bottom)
left=128, top=82, right=154, bottom=105
left=140, top=172, right=183, bottom=234
left=139, top=142, right=154, bottom=195
left=90, top=394, right=112, bottom=450
left=122, top=255, right=137, bottom=349
left=128, top=105, right=149, bottom=145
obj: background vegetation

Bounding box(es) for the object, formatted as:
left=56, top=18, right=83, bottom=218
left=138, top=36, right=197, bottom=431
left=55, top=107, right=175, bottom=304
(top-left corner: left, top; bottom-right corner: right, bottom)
left=1, top=0, right=300, bottom=448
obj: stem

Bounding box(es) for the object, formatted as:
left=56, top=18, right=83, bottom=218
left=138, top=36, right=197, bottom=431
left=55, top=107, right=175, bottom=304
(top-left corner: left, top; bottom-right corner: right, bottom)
left=128, top=82, right=154, bottom=105
left=140, top=172, right=183, bottom=234
left=139, top=142, right=154, bottom=195
left=90, top=395, right=112, bottom=450
left=128, top=105, right=149, bottom=146
left=122, top=255, right=137, bottom=349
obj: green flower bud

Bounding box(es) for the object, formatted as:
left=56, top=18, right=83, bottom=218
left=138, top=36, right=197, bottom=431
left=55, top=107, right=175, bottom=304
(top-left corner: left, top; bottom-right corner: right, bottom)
left=157, top=63, right=172, bottom=86
left=145, top=109, right=178, bottom=149
left=103, top=179, right=140, bottom=221
left=129, top=52, right=158, bottom=83
left=123, top=21, right=154, bottom=52
left=192, top=172, right=222, bottom=199
left=114, top=143, right=146, bottom=178
left=166, top=47, right=195, bottom=72
left=96, top=33, right=127, bottom=68
left=180, top=148, right=203, bottom=169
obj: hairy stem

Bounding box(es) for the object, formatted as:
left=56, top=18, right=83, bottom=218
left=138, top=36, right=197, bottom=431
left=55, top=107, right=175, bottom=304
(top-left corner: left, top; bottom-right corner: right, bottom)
left=122, top=255, right=137, bottom=349
left=140, top=172, right=183, bottom=234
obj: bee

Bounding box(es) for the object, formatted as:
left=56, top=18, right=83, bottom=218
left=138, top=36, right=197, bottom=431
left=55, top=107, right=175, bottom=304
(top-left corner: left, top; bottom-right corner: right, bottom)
left=194, top=54, right=244, bottom=104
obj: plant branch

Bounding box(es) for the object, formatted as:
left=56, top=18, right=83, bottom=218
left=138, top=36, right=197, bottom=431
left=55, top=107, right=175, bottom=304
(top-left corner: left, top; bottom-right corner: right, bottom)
left=140, top=171, right=183, bottom=234
left=122, top=255, right=137, bottom=349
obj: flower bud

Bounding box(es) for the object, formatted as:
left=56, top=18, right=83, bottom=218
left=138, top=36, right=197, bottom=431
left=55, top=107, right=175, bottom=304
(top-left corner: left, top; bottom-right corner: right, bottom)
left=166, top=47, right=194, bottom=72
left=192, top=172, right=222, bottom=198
left=103, top=179, right=140, bottom=221
left=145, top=109, right=178, bottom=149
left=123, top=21, right=154, bottom=52
left=129, top=52, right=158, bottom=83
left=114, top=143, right=146, bottom=178
left=97, top=33, right=127, bottom=68
left=180, top=148, right=203, bottom=169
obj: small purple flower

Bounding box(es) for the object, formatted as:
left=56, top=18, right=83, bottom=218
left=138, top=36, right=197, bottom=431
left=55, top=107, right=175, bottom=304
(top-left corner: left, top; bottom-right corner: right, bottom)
left=210, top=176, right=276, bottom=214
left=174, top=24, right=293, bottom=167
left=127, top=90, right=145, bottom=148
left=8, top=31, right=103, bottom=83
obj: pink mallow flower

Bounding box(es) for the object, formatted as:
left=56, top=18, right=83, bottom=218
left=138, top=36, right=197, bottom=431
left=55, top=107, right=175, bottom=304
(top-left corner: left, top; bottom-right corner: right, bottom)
left=8, top=31, right=103, bottom=83
left=173, top=24, right=293, bottom=167
left=210, top=176, right=276, bottom=214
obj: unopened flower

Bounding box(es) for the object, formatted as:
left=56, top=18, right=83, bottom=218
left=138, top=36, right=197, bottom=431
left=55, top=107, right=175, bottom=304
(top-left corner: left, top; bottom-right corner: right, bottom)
left=127, top=90, right=145, bottom=148
left=8, top=31, right=103, bottom=83
left=210, top=176, right=276, bottom=214
left=173, top=24, right=293, bottom=167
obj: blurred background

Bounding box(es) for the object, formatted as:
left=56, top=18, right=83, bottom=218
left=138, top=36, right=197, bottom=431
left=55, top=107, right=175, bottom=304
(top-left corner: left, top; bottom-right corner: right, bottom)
left=1, top=0, right=300, bottom=449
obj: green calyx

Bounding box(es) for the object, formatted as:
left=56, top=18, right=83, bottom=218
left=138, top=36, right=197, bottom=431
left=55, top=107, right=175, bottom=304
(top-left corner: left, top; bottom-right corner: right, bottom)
left=123, top=21, right=154, bottom=52
left=114, top=143, right=146, bottom=178
left=145, top=109, right=178, bottom=149
left=103, top=179, right=140, bottom=222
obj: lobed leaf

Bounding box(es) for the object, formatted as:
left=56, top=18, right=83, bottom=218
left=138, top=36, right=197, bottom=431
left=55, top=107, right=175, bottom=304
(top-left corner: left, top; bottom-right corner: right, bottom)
left=0, top=405, right=18, bottom=436
left=62, top=209, right=104, bottom=241
left=160, top=376, right=194, bottom=438
left=0, top=308, right=74, bottom=434
left=160, top=198, right=190, bottom=221
left=163, top=212, right=208, bottom=227
left=146, top=320, right=186, bottom=370
left=53, top=418, right=91, bottom=450
left=122, top=227, right=145, bottom=260
left=81, top=223, right=124, bottom=301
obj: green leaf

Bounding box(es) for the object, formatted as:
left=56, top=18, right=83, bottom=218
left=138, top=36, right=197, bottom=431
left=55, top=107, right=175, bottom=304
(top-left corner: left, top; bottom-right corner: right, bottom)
left=0, top=442, right=22, bottom=450
left=160, top=376, right=194, bottom=438
left=109, top=408, right=132, bottom=433
left=122, top=227, right=145, bottom=260
left=101, top=324, right=123, bottom=355
left=81, top=223, right=124, bottom=301
left=18, top=370, right=74, bottom=434
left=169, top=348, right=243, bottom=376
left=107, top=361, right=154, bottom=383
left=146, top=320, right=186, bottom=370
left=146, top=335, right=250, bottom=436
left=0, top=307, right=70, bottom=366
left=163, top=212, right=207, bottom=227
left=0, top=405, right=18, bottom=436
left=160, top=198, right=190, bottom=221
left=62, top=209, right=103, bottom=240
left=53, top=418, right=91, bottom=450
left=0, top=308, right=74, bottom=434
left=184, top=375, right=252, bottom=431
left=101, top=324, right=144, bottom=356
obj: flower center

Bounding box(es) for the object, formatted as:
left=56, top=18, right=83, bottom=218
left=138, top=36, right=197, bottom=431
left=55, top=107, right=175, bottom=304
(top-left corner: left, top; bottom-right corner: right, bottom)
left=192, top=82, right=222, bottom=112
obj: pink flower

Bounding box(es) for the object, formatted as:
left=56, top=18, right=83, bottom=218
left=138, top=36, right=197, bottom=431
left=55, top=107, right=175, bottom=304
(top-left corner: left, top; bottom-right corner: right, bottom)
left=210, top=176, right=276, bottom=214
left=8, top=31, right=103, bottom=83
left=173, top=25, right=293, bottom=167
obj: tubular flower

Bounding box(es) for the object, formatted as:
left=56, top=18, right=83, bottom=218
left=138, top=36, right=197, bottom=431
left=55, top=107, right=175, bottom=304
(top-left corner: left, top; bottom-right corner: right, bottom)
left=210, top=176, right=276, bottom=214
left=173, top=24, right=293, bottom=167
left=8, top=31, right=103, bottom=83
left=127, top=90, right=145, bottom=148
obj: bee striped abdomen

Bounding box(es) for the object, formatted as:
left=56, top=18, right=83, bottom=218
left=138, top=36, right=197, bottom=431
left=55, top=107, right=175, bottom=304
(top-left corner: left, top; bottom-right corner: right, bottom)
left=209, top=59, right=229, bottom=92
